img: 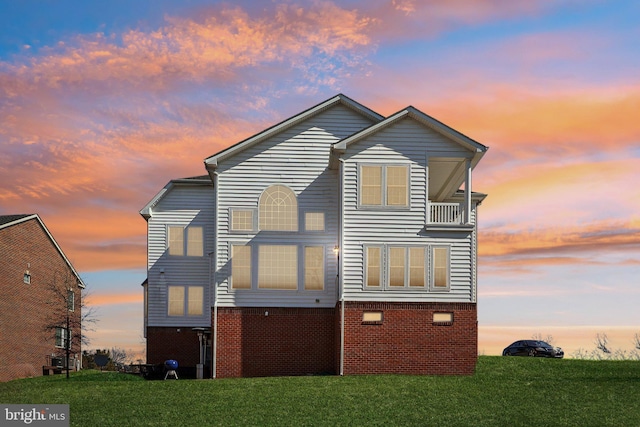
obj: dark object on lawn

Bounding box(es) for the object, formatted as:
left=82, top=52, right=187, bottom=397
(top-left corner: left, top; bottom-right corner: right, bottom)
left=502, top=340, right=564, bottom=358
left=94, top=354, right=110, bottom=370
left=164, top=359, right=179, bottom=379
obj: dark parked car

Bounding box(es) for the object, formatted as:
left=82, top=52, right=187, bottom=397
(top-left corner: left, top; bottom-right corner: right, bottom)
left=502, top=340, right=564, bottom=358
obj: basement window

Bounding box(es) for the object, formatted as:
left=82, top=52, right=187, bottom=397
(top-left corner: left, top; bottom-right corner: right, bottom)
left=362, top=311, right=383, bottom=324
left=433, top=312, right=453, bottom=325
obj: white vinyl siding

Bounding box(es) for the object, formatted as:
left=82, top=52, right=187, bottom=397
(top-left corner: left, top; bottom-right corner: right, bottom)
left=342, top=117, right=477, bottom=303
left=146, top=183, right=213, bottom=327
left=214, top=104, right=374, bottom=307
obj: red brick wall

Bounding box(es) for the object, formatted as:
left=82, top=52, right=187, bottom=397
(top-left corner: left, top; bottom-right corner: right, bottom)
left=0, top=217, right=82, bottom=382
left=341, top=302, right=477, bottom=375
left=146, top=327, right=201, bottom=367
left=215, top=307, right=336, bottom=378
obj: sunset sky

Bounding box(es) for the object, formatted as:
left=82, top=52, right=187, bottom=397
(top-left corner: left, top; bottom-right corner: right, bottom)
left=1, top=0, right=638, bottom=359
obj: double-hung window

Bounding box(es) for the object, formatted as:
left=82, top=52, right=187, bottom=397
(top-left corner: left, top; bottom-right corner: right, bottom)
left=55, top=327, right=68, bottom=348
left=431, top=246, right=451, bottom=291
left=168, top=226, right=203, bottom=257
left=360, top=165, right=409, bottom=207
left=167, top=286, right=204, bottom=316
left=389, top=247, right=426, bottom=288
left=364, top=245, right=448, bottom=290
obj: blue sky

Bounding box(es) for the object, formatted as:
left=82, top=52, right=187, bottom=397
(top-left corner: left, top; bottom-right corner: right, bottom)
left=1, top=0, right=639, bottom=359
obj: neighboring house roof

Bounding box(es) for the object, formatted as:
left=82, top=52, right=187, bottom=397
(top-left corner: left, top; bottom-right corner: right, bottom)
left=0, top=214, right=86, bottom=288
left=204, top=93, right=384, bottom=170
left=139, top=175, right=212, bottom=219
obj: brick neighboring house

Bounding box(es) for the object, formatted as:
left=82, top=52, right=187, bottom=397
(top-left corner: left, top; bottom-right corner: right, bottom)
left=141, top=94, right=488, bottom=378
left=0, top=214, right=84, bottom=382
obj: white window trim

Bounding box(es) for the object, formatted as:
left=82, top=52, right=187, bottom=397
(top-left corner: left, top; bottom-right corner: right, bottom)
left=258, top=184, right=299, bottom=232
left=230, top=208, right=257, bottom=233
left=358, top=163, right=410, bottom=209
left=430, top=245, right=451, bottom=292
left=166, top=225, right=205, bottom=257
left=364, top=245, right=383, bottom=289
left=363, top=244, right=450, bottom=292
left=167, top=285, right=205, bottom=317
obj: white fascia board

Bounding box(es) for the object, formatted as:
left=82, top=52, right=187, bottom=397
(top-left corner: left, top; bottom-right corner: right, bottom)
left=139, top=177, right=211, bottom=219
left=334, top=106, right=489, bottom=166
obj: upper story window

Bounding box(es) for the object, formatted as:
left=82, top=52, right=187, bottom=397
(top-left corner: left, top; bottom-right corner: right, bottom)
left=168, top=226, right=203, bottom=256
left=168, top=285, right=204, bottom=316
left=67, top=290, right=75, bottom=311
left=305, top=212, right=325, bottom=231
left=259, top=185, right=298, bottom=231
left=230, top=208, right=256, bottom=232
left=359, top=165, right=409, bottom=208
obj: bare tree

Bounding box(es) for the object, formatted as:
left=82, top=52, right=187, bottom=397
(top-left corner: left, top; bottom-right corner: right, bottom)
left=43, top=270, right=99, bottom=378
left=531, top=333, right=554, bottom=346
left=634, top=333, right=640, bottom=351
left=595, top=333, right=611, bottom=354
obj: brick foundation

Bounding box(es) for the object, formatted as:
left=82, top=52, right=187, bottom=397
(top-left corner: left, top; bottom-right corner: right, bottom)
left=341, top=302, right=477, bottom=375
left=215, top=307, right=336, bottom=378
left=209, top=302, right=476, bottom=378
left=146, top=327, right=202, bottom=367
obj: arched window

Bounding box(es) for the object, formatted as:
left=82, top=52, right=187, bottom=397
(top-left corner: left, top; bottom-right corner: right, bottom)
left=259, top=185, right=298, bottom=231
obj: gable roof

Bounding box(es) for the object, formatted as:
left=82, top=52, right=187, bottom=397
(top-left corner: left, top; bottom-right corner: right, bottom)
left=204, top=93, right=384, bottom=170
left=0, top=214, right=85, bottom=288
left=139, top=175, right=212, bottom=219
left=332, top=106, right=488, bottom=162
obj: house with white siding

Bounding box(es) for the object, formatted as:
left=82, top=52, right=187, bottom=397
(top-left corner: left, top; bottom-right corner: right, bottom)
left=140, top=94, right=488, bottom=378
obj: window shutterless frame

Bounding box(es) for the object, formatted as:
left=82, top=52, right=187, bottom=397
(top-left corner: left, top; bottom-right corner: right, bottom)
left=358, top=164, right=410, bottom=209
left=430, top=245, right=451, bottom=291
left=229, top=208, right=257, bottom=233
left=364, top=245, right=383, bottom=289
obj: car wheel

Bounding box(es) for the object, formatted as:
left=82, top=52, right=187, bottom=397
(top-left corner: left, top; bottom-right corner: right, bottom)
left=528, top=349, right=535, bottom=357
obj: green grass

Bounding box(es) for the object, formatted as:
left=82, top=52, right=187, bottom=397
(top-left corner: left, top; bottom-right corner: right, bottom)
left=2, top=357, right=640, bottom=426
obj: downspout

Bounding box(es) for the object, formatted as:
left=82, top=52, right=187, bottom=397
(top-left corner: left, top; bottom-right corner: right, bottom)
left=211, top=171, right=219, bottom=378
left=339, top=158, right=345, bottom=376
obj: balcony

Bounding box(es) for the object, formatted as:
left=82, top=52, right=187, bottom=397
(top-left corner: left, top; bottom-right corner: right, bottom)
left=429, top=202, right=469, bottom=226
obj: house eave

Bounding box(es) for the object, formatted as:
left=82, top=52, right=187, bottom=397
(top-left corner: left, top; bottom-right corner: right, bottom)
left=205, top=94, right=383, bottom=169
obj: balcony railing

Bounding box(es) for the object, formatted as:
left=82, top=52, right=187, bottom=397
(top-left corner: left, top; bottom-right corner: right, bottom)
left=429, top=202, right=465, bottom=225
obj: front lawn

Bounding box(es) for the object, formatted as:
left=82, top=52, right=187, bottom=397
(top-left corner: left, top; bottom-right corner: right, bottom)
left=1, top=356, right=639, bottom=426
